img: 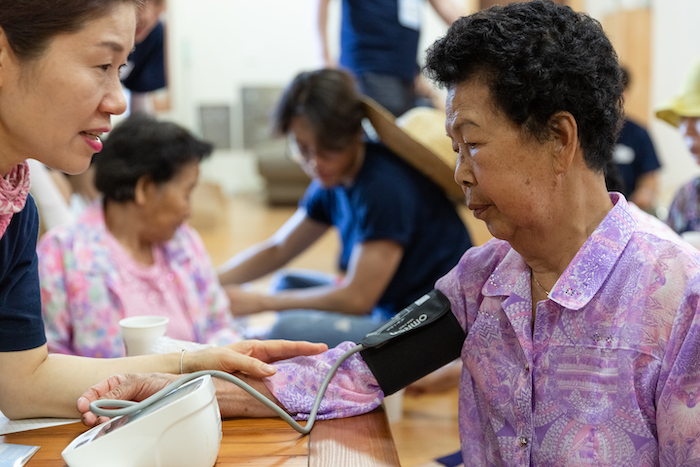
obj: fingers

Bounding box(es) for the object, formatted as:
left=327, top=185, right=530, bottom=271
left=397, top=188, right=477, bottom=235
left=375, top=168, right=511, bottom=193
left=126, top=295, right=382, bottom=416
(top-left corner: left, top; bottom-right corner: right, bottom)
left=77, top=374, right=126, bottom=412
left=185, top=340, right=328, bottom=377
left=231, top=340, right=328, bottom=362
left=77, top=374, right=126, bottom=427
left=215, top=352, right=279, bottom=378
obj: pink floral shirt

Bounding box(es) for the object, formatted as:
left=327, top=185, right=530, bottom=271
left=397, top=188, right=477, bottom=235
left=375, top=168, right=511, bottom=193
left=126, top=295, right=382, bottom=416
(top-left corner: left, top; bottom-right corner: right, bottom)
left=37, top=201, right=241, bottom=357
left=264, top=194, right=700, bottom=466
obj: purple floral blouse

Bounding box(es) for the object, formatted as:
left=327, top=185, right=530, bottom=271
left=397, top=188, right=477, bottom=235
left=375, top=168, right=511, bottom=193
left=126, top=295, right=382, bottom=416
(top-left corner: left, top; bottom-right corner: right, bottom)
left=264, top=194, right=700, bottom=466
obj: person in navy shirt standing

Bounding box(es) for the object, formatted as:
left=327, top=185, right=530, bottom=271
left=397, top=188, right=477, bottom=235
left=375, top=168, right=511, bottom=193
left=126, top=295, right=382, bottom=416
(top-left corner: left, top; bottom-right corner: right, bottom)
left=316, top=0, right=464, bottom=117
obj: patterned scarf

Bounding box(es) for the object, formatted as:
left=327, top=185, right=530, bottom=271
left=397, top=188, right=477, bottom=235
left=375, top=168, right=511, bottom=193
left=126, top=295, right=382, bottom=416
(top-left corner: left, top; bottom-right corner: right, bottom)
left=0, top=162, right=31, bottom=238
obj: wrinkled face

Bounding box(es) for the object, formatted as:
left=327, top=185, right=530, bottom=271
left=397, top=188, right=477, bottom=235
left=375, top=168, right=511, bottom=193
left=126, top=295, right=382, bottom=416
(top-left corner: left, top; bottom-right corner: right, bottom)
left=679, top=117, right=700, bottom=163
left=287, top=116, right=362, bottom=188
left=445, top=79, right=556, bottom=243
left=0, top=3, right=136, bottom=175
left=135, top=0, right=165, bottom=43
left=141, top=160, right=199, bottom=244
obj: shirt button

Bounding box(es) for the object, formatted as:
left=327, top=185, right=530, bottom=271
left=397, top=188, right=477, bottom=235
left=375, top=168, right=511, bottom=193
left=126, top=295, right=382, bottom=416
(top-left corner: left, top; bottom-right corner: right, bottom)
left=519, top=436, right=529, bottom=447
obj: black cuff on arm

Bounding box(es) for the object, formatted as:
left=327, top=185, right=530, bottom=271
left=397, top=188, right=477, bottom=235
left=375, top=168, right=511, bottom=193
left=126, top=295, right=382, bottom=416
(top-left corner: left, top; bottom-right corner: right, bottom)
left=359, top=289, right=466, bottom=396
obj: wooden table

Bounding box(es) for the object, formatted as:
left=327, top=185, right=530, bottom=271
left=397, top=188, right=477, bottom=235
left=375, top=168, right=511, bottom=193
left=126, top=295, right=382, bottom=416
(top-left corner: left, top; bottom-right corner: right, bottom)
left=1, top=408, right=400, bottom=466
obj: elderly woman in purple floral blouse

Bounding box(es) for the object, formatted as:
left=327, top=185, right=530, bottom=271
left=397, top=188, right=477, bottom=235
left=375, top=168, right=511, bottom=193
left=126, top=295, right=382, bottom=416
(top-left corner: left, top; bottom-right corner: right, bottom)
left=78, top=2, right=700, bottom=465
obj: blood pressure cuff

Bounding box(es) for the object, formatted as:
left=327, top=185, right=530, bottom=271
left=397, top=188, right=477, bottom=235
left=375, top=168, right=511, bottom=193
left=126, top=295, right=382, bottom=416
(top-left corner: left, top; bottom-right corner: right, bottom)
left=359, top=289, right=466, bottom=396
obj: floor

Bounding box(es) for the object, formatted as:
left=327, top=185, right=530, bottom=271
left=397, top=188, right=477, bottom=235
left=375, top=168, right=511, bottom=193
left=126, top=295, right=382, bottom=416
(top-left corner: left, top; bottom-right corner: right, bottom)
left=194, top=191, right=487, bottom=466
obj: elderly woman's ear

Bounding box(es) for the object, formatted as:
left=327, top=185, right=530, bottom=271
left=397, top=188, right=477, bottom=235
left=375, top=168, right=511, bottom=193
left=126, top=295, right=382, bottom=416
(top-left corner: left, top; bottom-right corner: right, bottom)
left=548, top=111, right=579, bottom=175
left=133, top=175, right=154, bottom=205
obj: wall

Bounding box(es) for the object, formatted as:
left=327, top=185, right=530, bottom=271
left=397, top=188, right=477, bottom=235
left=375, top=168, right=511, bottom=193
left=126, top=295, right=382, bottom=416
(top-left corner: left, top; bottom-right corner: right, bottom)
left=163, top=0, right=465, bottom=195
left=648, top=0, right=700, bottom=207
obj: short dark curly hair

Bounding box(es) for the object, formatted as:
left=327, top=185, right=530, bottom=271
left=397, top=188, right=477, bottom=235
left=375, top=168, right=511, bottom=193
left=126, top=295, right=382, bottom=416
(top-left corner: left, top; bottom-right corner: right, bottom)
left=424, top=0, right=623, bottom=172
left=94, top=114, right=213, bottom=202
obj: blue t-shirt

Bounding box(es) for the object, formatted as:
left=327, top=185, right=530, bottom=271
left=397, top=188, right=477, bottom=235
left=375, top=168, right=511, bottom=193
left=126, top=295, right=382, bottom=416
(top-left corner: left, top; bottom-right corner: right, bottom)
left=121, top=22, right=166, bottom=93
left=613, top=119, right=661, bottom=197
left=339, top=0, right=421, bottom=83
left=301, top=142, right=472, bottom=318
left=0, top=196, right=46, bottom=351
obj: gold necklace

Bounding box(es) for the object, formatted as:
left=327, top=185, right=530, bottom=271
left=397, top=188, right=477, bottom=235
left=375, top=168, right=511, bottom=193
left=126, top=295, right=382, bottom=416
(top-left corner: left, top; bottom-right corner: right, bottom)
left=532, top=272, right=551, bottom=297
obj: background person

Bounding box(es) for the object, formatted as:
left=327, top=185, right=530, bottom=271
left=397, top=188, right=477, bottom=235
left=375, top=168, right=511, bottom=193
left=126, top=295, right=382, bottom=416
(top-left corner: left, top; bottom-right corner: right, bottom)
left=0, top=0, right=325, bottom=420
left=218, top=68, right=472, bottom=347
left=612, top=65, right=661, bottom=213
left=38, top=114, right=242, bottom=358
left=656, top=57, right=700, bottom=234
left=121, top=0, right=167, bottom=114
left=316, top=0, right=464, bottom=116
left=82, top=3, right=700, bottom=465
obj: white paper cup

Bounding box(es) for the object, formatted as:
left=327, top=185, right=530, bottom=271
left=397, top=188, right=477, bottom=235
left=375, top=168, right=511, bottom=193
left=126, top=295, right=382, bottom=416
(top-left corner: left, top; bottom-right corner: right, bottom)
left=682, top=231, right=700, bottom=251
left=382, top=388, right=405, bottom=424
left=119, top=316, right=169, bottom=356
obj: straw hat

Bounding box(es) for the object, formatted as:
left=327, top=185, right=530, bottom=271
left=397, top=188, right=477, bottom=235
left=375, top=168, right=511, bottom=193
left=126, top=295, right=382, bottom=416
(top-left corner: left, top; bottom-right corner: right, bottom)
left=361, top=96, right=463, bottom=202
left=656, top=58, right=700, bottom=127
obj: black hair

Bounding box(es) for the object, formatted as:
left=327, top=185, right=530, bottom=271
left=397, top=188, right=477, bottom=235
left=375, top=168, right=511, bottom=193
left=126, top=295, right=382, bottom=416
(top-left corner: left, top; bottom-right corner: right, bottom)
left=424, top=0, right=623, bottom=172
left=94, top=114, right=213, bottom=202
left=0, top=0, right=143, bottom=61
left=603, top=160, right=626, bottom=193
left=271, top=68, right=366, bottom=150
left=620, top=65, right=630, bottom=91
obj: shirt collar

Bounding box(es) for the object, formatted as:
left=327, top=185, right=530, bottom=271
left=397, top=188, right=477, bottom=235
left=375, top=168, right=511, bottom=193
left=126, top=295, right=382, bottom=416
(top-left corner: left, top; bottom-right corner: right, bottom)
left=482, top=193, right=637, bottom=310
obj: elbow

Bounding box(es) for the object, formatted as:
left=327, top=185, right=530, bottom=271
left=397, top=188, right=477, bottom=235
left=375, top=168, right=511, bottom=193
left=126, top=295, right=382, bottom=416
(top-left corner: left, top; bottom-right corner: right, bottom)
left=0, top=394, right=30, bottom=420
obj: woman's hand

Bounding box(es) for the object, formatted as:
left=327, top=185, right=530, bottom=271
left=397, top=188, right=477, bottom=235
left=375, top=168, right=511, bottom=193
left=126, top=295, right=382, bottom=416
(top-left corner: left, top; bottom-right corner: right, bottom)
left=182, top=339, right=328, bottom=375
left=77, top=340, right=327, bottom=426
left=78, top=373, right=177, bottom=427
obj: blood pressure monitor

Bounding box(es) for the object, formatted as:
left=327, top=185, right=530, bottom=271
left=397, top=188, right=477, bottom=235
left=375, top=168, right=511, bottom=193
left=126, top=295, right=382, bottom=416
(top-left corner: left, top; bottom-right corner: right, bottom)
left=61, top=289, right=464, bottom=466
left=62, top=375, right=221, bottom=467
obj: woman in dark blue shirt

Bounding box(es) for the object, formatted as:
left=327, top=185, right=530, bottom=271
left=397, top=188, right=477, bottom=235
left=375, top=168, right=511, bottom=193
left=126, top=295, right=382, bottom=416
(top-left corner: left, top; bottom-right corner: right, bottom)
left=0, top=0, right=325, bottom=420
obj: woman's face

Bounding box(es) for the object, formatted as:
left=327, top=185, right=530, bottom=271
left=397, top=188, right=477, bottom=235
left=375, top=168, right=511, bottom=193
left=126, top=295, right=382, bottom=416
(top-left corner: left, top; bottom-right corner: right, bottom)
left=445, top=79, right=557, bottom=243
left=0, top=3, right=136, bottom=175
left=679, top=117, right=700, bottom=163
left=141, top=161, right=199, bottom=244
left=288, top=116, right=362, bottom=188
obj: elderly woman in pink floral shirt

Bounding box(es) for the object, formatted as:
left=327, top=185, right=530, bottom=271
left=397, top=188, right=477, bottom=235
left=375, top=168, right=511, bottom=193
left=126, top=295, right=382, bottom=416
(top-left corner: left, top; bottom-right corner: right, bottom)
left=38, top=114, right=241, bottom=357
left=78, top=3, right=700, bottom=465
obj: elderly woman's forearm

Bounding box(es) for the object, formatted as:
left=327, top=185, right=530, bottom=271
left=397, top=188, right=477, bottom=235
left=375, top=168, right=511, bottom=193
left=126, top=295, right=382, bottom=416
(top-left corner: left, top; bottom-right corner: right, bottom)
left=214, top=376, right=283, bottom=418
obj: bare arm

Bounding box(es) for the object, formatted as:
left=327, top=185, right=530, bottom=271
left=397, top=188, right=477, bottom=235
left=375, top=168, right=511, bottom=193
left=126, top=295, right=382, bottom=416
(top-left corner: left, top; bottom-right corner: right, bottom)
left=316, top=0, right=334, bottom=67
left=629, top=171, right=659, bottom=212
left=428, top=0, right=465, bottom=25
left=229, top=239, right=404, bottom=316
left=217, top=209, right=329, bottom=285
left=0, top=340, right=326, bottom=419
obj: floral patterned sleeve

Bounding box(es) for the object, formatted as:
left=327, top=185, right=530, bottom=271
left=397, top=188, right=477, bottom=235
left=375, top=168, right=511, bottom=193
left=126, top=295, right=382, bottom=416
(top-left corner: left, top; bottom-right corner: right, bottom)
left=37, top=230, right=74, bottom=355
left=262, top=341, right=383, bottom=420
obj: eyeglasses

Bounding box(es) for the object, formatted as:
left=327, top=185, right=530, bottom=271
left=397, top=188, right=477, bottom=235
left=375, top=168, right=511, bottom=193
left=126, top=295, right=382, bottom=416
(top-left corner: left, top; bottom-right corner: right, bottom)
left=286, top=135, right=345, bottom=166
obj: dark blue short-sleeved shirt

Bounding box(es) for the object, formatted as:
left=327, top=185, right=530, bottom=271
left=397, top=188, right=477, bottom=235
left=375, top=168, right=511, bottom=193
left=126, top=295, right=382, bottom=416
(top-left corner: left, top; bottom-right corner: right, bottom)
left=121, top=22, right=166, bottom=93
left=301, top=143, right=472, bottom=318
left=613, top=119, right=661, bottom=197
left=339, top=0, right=421, bottom=83
left=0, top=196, right=46, bottom=351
